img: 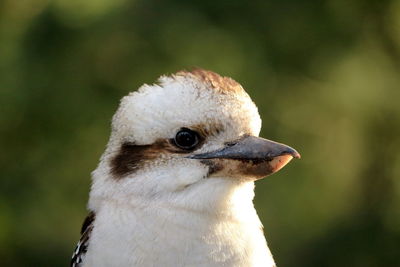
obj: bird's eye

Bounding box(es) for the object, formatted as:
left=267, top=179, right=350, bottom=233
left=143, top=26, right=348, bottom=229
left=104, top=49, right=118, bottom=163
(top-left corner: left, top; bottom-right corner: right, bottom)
left=174, top=128, right=200, bottom=150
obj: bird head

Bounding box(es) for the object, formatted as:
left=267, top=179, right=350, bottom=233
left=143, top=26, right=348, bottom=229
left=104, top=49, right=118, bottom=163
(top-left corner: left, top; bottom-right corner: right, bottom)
left=89, top=69, right=300, bottom=211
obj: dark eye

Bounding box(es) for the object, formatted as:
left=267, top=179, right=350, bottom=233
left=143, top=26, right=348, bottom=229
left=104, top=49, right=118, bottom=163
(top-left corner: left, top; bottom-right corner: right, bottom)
left=174, top=128, right=200, bottom=150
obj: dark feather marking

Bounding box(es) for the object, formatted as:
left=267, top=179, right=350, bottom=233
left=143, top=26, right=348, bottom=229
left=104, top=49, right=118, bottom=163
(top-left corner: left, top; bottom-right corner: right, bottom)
left=190, top=123, right=224, bottom=138
left=110, top=139, right=187, bottom=179
left=110, top=123, right=224, bottom=179
left=200, top=159, right=224, bottom=176
left=111, top=142, right=154, bottom=178
left=71, top=211, right=95, bottom=267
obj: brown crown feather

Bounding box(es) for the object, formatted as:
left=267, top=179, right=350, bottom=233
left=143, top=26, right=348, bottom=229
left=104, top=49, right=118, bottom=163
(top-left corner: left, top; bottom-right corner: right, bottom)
left=177, top=68, right=245, bottom=96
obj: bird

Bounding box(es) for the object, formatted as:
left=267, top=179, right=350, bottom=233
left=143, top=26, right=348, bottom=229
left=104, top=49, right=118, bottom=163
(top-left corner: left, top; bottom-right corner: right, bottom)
left=71, top=68, right=300, bottom=267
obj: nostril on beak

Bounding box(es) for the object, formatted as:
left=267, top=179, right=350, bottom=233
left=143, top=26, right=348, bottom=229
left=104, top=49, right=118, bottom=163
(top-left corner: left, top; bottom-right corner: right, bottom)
left=224, top=141, right=237, bottom=147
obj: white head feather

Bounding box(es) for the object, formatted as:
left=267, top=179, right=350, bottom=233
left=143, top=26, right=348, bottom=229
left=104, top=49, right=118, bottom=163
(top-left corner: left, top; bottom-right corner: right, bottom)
left=89, top=70, right=262, bottom=211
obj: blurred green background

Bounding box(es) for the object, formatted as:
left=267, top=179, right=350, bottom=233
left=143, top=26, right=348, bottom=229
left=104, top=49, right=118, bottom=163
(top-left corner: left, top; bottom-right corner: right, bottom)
left=1, top=0, right=400, bottom=266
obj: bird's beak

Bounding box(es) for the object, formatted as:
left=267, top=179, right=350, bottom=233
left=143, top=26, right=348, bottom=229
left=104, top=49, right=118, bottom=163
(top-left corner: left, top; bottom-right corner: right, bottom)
left=188, top=136, right=300, bottom=179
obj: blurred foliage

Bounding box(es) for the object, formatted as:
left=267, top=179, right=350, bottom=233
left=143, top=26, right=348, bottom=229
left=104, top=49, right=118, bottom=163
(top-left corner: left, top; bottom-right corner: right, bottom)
left=1, top=0, right=400, bottom=266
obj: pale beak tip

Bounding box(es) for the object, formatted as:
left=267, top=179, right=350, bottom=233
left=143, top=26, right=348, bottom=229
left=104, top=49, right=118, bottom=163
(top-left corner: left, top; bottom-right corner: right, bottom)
left=283, top=148, right=301, bottom=159
left=270, top=154, right=295, bottom=173
left=293, top=151, right=301, bottom=159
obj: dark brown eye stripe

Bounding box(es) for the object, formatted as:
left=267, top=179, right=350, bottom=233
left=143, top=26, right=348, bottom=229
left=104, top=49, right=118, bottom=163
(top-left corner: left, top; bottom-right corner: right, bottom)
left=110, top=142, right=154, bottom=178
left=110, top=123, right=224, bottom=179
left=110, top=140, right=189, bottom=179
left=190, top=123, right=224, bottom=138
